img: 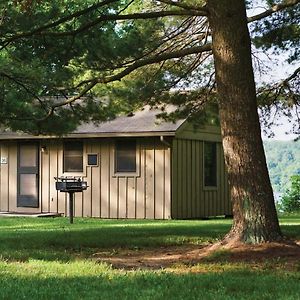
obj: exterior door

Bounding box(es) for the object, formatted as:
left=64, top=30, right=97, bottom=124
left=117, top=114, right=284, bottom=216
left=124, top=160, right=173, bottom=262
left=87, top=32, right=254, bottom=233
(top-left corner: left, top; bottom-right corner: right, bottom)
left=17, top=143, right=39, bottom=207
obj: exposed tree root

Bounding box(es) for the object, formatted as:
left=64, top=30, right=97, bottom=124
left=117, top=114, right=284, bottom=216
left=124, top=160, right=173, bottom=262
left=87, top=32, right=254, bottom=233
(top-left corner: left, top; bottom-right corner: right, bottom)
left=93, top=240, right=300, bottom=271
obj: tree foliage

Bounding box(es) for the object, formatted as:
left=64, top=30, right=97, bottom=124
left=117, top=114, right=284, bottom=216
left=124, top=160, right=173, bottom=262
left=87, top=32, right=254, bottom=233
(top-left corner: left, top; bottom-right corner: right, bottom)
left=1, top=0, right=300, bottom=243
left=279, top=175, right=300, bottom=212
left=0, top=0, right=299, bottom=135
left=264, top=140, right=300, bottom=192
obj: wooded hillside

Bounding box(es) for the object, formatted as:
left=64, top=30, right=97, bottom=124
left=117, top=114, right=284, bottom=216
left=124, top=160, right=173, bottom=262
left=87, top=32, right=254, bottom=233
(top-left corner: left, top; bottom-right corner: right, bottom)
left=264, top=140, right=300, bottom=193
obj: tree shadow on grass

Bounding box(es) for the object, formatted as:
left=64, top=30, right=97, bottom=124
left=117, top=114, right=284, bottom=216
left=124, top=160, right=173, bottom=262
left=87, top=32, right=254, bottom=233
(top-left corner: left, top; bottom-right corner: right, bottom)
left=0, top=267, right=299, bottom=300
left=281, top=224, right=300, bottom=239
left=0, top=219, right=299, bottom=263
left=0, top=221, right=231, bottom=262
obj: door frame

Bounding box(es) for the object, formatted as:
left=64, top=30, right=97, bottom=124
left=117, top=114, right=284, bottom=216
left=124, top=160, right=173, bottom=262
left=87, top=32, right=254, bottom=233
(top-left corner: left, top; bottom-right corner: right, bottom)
left=17, top=142, right=40, bottom=208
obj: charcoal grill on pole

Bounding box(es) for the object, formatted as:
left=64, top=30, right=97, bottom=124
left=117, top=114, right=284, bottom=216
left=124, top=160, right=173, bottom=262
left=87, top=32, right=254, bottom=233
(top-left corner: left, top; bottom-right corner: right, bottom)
left=55, top=177, right=88, bottom=223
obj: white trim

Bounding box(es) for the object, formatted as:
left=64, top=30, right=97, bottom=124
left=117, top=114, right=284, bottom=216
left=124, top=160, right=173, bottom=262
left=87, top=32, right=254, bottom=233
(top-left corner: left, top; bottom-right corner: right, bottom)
left=112, top=139, right=141, bottom=178
left=0, top=131, right=176, bottom=140
left=59, top=141, right=87, bottom=177
left=87, top=153, right=99, bottom=167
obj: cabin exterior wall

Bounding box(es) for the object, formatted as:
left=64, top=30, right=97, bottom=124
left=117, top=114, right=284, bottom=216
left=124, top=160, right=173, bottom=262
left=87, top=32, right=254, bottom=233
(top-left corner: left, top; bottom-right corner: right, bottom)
left=0, top=124, right=231, bottom=219
left=0, top=138, right=171, bottom=219
left=171, top=123, right=231, bottom=218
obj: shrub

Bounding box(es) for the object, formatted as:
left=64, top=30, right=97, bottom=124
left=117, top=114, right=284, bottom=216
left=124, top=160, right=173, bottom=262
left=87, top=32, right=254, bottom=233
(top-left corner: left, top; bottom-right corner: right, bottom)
left=280, top=175, right=300, bottom=213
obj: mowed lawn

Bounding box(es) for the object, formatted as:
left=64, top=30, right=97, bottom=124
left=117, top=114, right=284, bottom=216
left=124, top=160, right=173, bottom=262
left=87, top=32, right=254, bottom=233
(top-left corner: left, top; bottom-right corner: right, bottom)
left=0, top=215, right=299, bottom=299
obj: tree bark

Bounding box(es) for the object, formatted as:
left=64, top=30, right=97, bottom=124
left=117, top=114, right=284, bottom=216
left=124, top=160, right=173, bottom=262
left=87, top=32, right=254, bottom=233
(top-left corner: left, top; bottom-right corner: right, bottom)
left=207, top=0, right=282, bottom=243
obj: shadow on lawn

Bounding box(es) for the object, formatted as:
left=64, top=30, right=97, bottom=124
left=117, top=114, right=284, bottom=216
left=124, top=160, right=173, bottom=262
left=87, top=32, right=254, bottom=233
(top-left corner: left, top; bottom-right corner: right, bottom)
left=0, top=220, right=231, bottom=262
left=281, top=224, right=300, bottom=239
left=0, top=268, right=299, bottom=299
left=0, top=218, right=299, bottom=263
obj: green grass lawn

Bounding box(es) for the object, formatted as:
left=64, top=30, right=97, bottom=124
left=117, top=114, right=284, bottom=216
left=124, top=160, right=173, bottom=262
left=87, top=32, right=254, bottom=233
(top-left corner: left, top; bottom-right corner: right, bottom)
left=0, top=215, right=299, bottom=299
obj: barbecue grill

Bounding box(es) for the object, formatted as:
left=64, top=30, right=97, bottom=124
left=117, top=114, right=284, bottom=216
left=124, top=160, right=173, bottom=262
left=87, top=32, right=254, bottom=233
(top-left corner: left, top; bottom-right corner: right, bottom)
left=55, top=176, right=88, bottom=223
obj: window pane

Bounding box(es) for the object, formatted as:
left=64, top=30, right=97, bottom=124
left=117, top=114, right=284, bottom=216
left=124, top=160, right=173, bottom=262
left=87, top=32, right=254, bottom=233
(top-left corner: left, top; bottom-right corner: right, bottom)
left=88, top=154, right=98, bottom=166
left=64, top=157, right=83, bottom=172
left=64, top=141, right=83, bottom=172
left=20, top=174, right=37, bottom=196
left=115, top=141, right=136, bottom=173
left=20, top=145, right=37, bottom=167
left=204, top=142, right=217, bottom=187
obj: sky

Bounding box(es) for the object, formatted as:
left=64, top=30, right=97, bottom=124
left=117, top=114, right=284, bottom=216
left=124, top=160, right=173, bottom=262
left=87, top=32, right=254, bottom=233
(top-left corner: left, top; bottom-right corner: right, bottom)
left=247, top=3, right=299, bottom=141
left=264, top=121, right=298, bottom=141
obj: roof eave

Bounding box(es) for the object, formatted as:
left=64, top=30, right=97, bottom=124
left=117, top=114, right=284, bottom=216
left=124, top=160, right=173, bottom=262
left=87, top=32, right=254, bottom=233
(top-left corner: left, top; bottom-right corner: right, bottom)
left=0, top=131, right=176, bottom=140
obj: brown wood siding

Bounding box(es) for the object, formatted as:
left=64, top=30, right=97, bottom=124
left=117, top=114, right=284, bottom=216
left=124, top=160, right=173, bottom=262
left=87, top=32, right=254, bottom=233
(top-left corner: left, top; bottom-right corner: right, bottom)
left=0, top=138, right=171, bottom=219
left=171, top=138, right=231, bottom=219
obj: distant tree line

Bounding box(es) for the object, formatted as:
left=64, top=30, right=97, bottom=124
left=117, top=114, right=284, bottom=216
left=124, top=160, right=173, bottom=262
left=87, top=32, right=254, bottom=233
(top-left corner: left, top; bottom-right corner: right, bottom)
left=264, top=140, right=300, bottom=193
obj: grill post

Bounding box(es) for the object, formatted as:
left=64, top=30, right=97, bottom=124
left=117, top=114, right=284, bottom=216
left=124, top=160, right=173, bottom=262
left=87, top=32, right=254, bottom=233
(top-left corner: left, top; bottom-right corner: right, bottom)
left=69, top=192, right=74, bottom=224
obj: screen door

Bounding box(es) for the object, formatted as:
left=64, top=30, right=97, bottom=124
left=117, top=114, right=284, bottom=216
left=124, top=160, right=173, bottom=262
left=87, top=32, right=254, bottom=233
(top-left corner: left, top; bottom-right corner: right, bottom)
left=17, top=143, right=39, bottom=207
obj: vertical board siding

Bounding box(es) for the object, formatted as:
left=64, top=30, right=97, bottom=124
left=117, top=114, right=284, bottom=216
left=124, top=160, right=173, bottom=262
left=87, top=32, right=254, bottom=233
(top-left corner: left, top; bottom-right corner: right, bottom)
left=154, top=144, right=164, bottom=219
left=118, top=177, right=127, bottom=218
left=109, top=141, right=118, bottom=218
left=171, top=139, right=178, bottom=219
left=0, top=138, right=171, bottom=219
left=171, top=138, right=231, bottom=219
left=136, top=146, right=146, bottom=219
left=145, top=140, right=155, bottom=219
left=164, top=147, right=171, bottom=219
left=100, top=142, right=110, bottom=218
left=91, top=141, right=100, bottom=218
left=83, top=143, right=92, bottom=217
left=177, top=140, right=183, bottom=218
left=0, top=137, right=230, bottom=219
left=41, top=142, right=50, bottom=213
left=49, top=142, right=58, bottom=213
left=191, top=141, right=197, bottom=218
left=57, top=141, right=66, bottom=215
left=186, top=141, right=192, bottom=218
left=127, top=177, right=136, bottom=219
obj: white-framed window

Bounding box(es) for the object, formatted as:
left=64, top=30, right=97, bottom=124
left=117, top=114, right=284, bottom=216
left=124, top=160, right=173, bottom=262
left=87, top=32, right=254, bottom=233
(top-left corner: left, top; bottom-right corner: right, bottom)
left=63, top=141, right=83, bottom=173
left=87, top=153, right=98, bottom=166
left=113, top=139, right=140, bottom=177
left=115, top=140, right=136, bottom=173
left=204, top=142, right=217, bottom=188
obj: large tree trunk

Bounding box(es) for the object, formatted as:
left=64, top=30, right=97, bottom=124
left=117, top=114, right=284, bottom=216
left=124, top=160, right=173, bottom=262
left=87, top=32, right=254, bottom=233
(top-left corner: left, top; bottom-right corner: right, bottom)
left=207, top=0, right=282, bottom=243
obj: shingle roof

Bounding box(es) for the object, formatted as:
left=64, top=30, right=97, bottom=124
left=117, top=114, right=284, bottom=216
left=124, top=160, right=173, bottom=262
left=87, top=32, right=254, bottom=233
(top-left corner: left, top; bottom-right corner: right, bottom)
left=0, top=106, right=185, bottom=139
left=75, top=106, right=184, bottom=134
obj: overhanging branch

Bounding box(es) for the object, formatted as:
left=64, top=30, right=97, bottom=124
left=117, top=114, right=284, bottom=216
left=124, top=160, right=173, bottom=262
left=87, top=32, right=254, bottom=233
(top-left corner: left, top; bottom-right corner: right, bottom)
left=38, top=43, right=212, bottom=121
left=0, top=0, right=118, bottom=47
left=282, top=65, right=300, bottom=84
left=1, top=9, right=207, bottom=46
left=248, top=0, right=300, bottom=23
left=158, top=0, right=208, bottom=13
left=90, top=43, right=212, bottom=86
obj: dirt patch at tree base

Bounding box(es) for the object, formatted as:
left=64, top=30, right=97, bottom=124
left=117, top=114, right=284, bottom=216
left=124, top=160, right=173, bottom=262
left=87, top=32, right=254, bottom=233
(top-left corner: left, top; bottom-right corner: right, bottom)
left=93, top=241, right=300, bottom=271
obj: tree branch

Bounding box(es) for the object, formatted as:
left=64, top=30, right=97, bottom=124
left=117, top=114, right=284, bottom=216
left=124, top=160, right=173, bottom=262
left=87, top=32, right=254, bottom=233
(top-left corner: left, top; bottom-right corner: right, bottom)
left=37, top=10, right=206, bottom=38
left=282, top=65, right=300, bottom=84
left=0, top=71, right=47, bottom=110
left=158, top=0, right=208, bottom=13
left=248, top=0, right=300, bottom=23
left=38, top=43, right=212, bottom=121
left=1, top=8, right=207, bottom=46
left=93, top=43, right=212, bottom=86
left=1, top=0, right=118, bottom=47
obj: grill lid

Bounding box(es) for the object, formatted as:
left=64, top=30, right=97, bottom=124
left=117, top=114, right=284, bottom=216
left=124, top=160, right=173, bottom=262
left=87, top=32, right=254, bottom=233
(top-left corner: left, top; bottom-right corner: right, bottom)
left=55, top=176, right=88, bottom=192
